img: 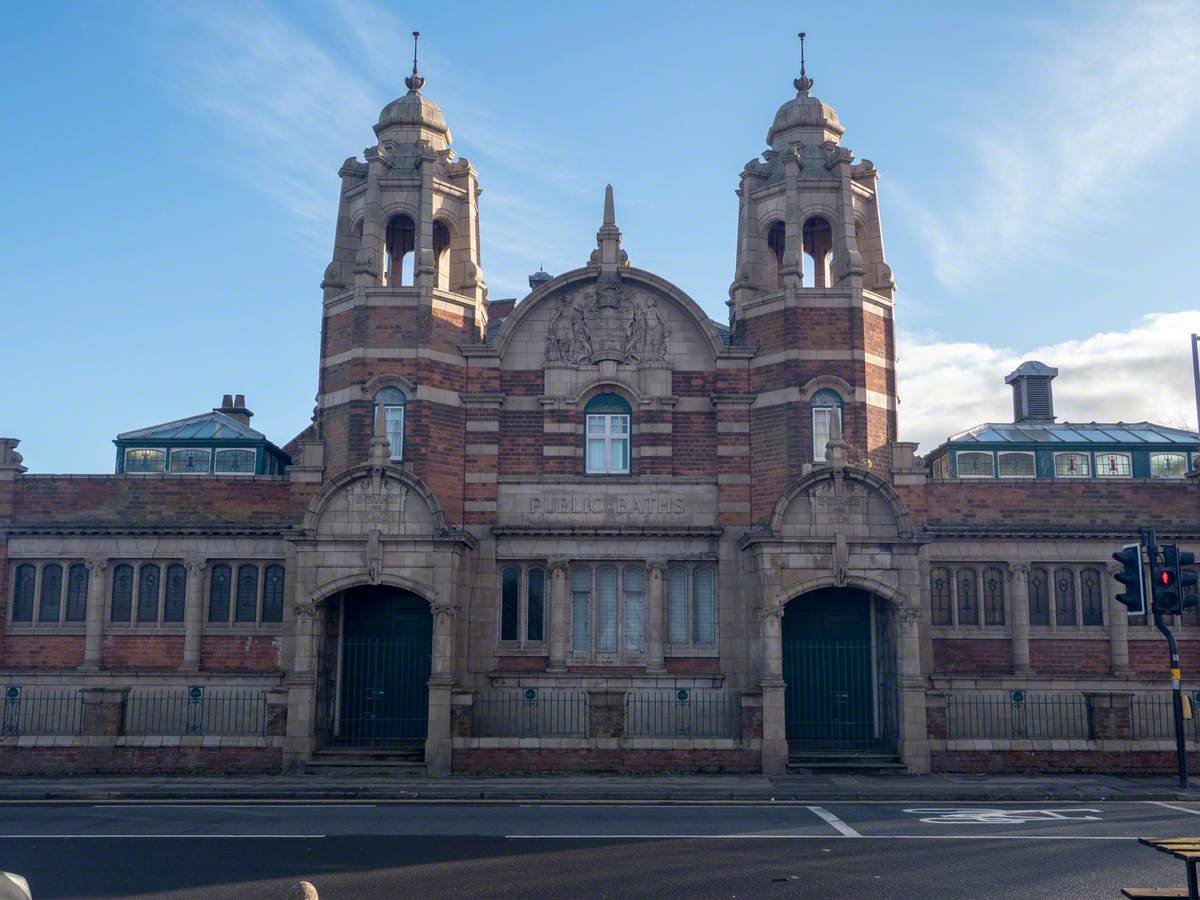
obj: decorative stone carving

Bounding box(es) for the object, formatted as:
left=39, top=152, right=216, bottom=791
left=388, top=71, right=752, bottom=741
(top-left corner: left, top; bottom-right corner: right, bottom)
left=364, top=528, right=383, bottom=585
left=431, top=603, right=458, bottom=624
left=895, top=605, right=922, bottom=622
left=757, top=604, right=786, bottom=621
left=544, top=284, right=670, bottom=366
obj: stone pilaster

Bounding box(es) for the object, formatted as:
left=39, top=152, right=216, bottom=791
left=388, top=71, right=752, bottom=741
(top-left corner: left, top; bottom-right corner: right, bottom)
left=1008, top=563, right=1033, bottom=676
left=79, top=558, right=108, bottom=671
left=180, top=559, right=206, bottom=672
left=284, top=602, right=319, bottom=773
left=759, top=603, right=788, bottom=775
left=426, top=603, right=457, bottom=776
left=1106, top=569, right=1131, bottom=675
left=645, top=561, right=667, bottom=673
left=546, top=560, right=570, bottom=673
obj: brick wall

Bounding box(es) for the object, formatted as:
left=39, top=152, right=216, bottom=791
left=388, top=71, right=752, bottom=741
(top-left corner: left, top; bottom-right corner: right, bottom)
left=0, top=634, right=85, bottom=669
left=200, top=635, right=282, bottom=672
left=1028, top=639, right=1111, bottom=675
left=932, top=639, right=1011, bottom=674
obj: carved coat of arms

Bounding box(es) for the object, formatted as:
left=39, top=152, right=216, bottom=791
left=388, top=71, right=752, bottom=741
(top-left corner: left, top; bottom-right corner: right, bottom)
left=545, top=283, right=669, bottom=365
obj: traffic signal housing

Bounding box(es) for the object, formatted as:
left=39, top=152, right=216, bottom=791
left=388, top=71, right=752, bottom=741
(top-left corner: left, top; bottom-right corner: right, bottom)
left=1155, top=545, right=1183, bottom=614
left=1174, top=546, right=1198, bottom=611
left=1112, top=543, right=1146, bottom=616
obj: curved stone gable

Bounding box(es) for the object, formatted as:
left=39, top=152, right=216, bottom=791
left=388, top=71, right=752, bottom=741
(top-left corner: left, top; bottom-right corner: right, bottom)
left=769, top=466, right=914, bottom=540
left=303, top=465, right=445, bottom=538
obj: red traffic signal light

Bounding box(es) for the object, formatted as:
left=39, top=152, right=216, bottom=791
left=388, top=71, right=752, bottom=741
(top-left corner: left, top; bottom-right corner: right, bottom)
left=1160, top=570, right=1175, bottom=587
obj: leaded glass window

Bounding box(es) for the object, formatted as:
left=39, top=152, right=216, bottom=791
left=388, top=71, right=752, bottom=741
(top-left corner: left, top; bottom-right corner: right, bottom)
left=214, top=448, right=256, bottom=474
left=982, top=567, right=1006, bottom=626
left=570, top=566, right=591, bottom=652
left=1081, top=568, right=1104, bottom=626
left=169, top=448, right=211, bottom=474
left=1054, top=452, right=1090, bottom=478
left=137, top=564, right=160, bottom=623
left=110, top=564, right=134, bottom=622
left=208, top=564, right=231, bottom=623
left=374, top=387, right=406, bottom=462
left=65, top=563, right=88, bottom=623
left=957, top=451, right=994, bottom=478
left=997, top=452, right=1035, bottom=478
left=526, top=566, right=545, bottom=643
left=124, top=448, right=166, bottom=473
left=11, top=564, right=35, bottom=622
left=930, top=568, right=952, bottom=625
left=235, top=564, right=259, bottom=623
left=1029, top=568, right=1050, bottom=625
left=584, top=393, right=631, bottom=475
left=957, top=569, right=979, bottom=626
left=164, top=564, right=186, bottom=623
left=596, top=566, right=618, bottom=652
left=667, top=566, right=689, bottom=644
left=500, top=566, right=520, bottom=642
left=623, top=566, right=644, bottom=651
left=1096, top=452, right=1131, bottom=478
left=1054, top=568, right=1077, bottom=625
left=811, top=389, right=844, bottom=462
left=38, top=563, right=62, bottom=623
left=1151, top=452, right=1188, bottom=478
left=694, top=566, right=717, bottom=644
left=262, top=565, right=285, bottom=623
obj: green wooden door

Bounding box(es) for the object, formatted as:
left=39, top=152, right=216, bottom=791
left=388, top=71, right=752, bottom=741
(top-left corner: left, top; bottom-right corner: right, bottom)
left=782, top=588, right=876, bottom=750
left=338, top=589, right=432, bottom=745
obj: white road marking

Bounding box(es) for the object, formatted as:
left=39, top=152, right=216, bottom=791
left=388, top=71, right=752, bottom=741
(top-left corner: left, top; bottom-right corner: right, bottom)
left=0, top=834, right=326, bottom=839
left=902, top=808, right=1102, bottom=825
left=503, top=834, right=1136, bottom=840
left=91, top=804, right=374, bottom=810
left=806, top=806, right=862, bottom=837
left=1151, top=801, right=1200, bottom=816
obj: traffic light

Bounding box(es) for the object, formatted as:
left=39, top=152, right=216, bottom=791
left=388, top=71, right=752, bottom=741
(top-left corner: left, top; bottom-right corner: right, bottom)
left=1154, top=545, right=1182, bottom=614
left=1112, top=543, right=1146, bottom=615
left=1173, top=546, right=1198, bottom=611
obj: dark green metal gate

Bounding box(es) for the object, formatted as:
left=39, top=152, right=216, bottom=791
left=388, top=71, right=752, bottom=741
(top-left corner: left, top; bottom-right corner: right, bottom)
left=783, top=588, right=887, bottom=751
left=336, top=588, right=432, bottom=746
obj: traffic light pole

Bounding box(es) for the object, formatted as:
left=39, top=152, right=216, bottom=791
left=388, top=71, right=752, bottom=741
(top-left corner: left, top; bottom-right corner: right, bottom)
left=1144, top=528, right=1189, bottom=789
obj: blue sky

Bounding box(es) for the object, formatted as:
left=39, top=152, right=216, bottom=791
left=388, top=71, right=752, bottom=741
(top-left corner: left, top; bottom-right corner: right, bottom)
left=3, top=0, right=1200, bottom=472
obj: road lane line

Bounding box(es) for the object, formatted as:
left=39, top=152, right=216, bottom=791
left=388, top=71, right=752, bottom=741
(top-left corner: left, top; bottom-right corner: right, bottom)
left=91, top=804, right=374, bottom=810
left=503, top=834, right=1136, bottom=840
left=806, top=806, right=861, bottom=837
left=0, top=834, right=326, bottom=839
left=1151, top=801, right=1200, bottom=816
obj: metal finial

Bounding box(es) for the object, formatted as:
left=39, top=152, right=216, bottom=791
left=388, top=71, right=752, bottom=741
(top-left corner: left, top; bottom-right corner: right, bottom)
left=794, top=31, right=814, bottom=94
left=405, top=31, right=425, bottom=93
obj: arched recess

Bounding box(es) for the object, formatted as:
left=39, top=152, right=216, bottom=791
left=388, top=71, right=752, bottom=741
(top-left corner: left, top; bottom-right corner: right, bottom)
left=764, top=220, right=786, bottom=292
left=432, top=218, right=453, bottom=292
left=768, top=467, right=915, bottom=540
left=384, top=212, right=416, bottom=286
left=800, top=374, right=853, bottom=403
left=309, top=572, right=439, bottom=609
left=802, top=215, right=834, bottom=288
left=302, top=464, right=449, bottom=535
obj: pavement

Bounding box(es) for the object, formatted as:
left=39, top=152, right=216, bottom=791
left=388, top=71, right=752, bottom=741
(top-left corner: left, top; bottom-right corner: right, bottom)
left=2, top=771, right=1200, bottom=802
left=5, top=800, right=1200, bottom=898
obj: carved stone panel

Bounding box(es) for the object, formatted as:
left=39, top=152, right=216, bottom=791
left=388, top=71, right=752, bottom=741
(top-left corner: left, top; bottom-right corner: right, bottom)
left=544, top=281, right=669, bottom=366
left=778, top=473, right=901, bottom=540
left=315, top=473, right=434, bottom=538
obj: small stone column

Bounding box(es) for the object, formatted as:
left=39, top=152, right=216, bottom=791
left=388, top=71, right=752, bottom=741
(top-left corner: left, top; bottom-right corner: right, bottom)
left=79, top=559, right=108, bottom=671
left=285, top=603, right=319, bottom=773
left=759, top=604, right=788, bottom=775
left=1008, top=564, right=1033, bottom=676
left=80, top=687, right=128, bottom=737
left=1086, top=691, right=1134, bottom=740
left=645, top=561, right=667, bottom=673
left=1106, top=570, right=1131, bottom=675
left=547, top=560, right=570, bottom=673
left=426, top=603, right=457, bottom=776
left=180, top=559, right=207, bottom=672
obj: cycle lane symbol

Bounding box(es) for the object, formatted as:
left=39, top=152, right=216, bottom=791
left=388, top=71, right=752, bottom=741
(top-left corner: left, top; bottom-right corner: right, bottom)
left=902, top=808, right=1103, bottom=825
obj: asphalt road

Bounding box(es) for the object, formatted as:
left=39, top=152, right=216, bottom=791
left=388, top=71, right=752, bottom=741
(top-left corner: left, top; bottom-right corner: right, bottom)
left=4, top=800, right=1200, bottom=898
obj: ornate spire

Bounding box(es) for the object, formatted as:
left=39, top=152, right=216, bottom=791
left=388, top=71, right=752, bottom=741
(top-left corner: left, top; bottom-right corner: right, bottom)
left=603, top=183, right=615, bottom=226
left=405, top=31, right=425, bottom=93
left=793, top=31, right=813, bottom=95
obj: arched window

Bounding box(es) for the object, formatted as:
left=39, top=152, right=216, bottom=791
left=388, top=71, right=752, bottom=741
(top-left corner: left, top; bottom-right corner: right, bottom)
left=137, top=564, right=160, bottom=623
left=110, top=564, right=134, bottom=622
left=811, top=389, right=844, bottom=462
left=208, top=564, right=231, bottom=623
left=930, top=567, right=952, bottom=626
left=38, top=563, right=63, bottom=623
left=667, top=566, right=689, bottom=644
left=802, top=216, right=833, bottom=288
left=693, top=566, right=717, bottom=645
left=500, top=565, right=520, bottom=642
left=66, top=563, right=89, bottom=623
left=1054, top=568, right=1076, bottom=626
left=262, top=565, right=285, bottom=623
left=385, top=214, right=415, bottom=286
left=584, top=393, right=631, bottom=475
left=235, top=564, right=259, bottom=623
left=570, top=565, right=591, bottom=652
left=1081, top=568, right=1104, bottom=626
left=374, top=387, right=406, bottom=462
left=765, top=220, right=785, bottom=291
left=957, top=568, right=979, bottom=626
left=432, top=220, right=452, bottom=292
left=164, top=564, right=187, bottom=623
left=1028, top=568, right=1050, bottom=625
left=982, top=567, right=1006, bottom=626
left=623, top=566, right=644, bottom=651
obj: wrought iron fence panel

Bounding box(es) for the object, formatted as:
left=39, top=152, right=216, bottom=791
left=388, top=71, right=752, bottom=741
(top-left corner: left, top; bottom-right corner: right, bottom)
left=1, top=686, right=83, bottom=736
left=624, top=689, right=741, bottom=738
left=472, top=688, right=588, bottom=738
left=124, top=687, right=267, bottom=736
left=1130, top=693, right=1200, bottom=743
left=945, top=692, right=1089, bottom=740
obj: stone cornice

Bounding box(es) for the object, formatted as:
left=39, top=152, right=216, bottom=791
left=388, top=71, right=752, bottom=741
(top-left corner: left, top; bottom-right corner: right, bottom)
left=6, top=523, right=297, bottom=537
left=493, top=525, right=723, bottom=540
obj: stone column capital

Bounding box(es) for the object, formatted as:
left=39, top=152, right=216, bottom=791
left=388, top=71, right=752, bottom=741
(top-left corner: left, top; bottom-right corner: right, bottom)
left=646, top=560, right=668, bottom=578
left=547, top=559, right=571, bottom=576
left=84, top=558, right=108, bottom=573
left=1007, top=563, right=1030, bottom=580
left=757, top=604, right=785, bottom=621
left=293, top=603, right=319, bottom=621
left=431, top=603, right=459, bottom=623
left=184, top=558, right=208, bottom=574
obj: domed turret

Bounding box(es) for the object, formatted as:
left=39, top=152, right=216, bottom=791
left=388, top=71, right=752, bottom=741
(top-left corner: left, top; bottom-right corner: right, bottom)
left=766, top=35, right=844, bottom=149
left=373, top=31, right=452, bottom=149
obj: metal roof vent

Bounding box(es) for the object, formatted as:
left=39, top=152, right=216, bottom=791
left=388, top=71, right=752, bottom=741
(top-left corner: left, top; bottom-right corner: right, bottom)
left=1005, top=361, right=1058, bottom=423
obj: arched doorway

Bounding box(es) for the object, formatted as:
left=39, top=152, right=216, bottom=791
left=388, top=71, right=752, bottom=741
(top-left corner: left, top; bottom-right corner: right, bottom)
left=782, top=587, right=897, bottom=753
left=328, top=585, right=432, bottom=746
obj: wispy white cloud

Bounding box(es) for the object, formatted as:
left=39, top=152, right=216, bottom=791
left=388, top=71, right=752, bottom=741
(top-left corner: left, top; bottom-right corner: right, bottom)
left=902, top=1, right=1200, bottom=289
left=898, top=310, right=1200, bottom=452
left=151, top=0, right=590, bottom=296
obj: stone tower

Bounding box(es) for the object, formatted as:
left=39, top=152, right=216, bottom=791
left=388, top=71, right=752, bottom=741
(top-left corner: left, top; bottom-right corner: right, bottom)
left=729, top=42, right=898, bottom=500
left=312, top=35, right=479, bottom=508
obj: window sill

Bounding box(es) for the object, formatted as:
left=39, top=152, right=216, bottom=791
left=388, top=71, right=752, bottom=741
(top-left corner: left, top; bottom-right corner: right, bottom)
left=495, top=644, right=548, bottom=656
left=665, top=645, right=720, bottom=657
left=202, top=624, right=284, bottom=634
left=105, top=624, right=186, bottom=635
left=5, top=624, right=87, bottom=635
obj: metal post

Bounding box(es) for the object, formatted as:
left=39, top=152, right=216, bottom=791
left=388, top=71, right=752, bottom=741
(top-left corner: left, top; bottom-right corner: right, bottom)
left=1146, top=527, right=1189, bottom=789
left=1192, top=334, right=1200, bottom=433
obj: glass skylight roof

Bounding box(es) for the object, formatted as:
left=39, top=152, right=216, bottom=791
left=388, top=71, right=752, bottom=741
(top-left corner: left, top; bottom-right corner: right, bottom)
left=947, top=421, right=1200, bottom=447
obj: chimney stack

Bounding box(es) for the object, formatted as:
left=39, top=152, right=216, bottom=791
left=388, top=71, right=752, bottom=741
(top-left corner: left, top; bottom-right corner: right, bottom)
left=215, top=393, right=254, bottom=427
left=1005, top=361, right=1058, bottom=423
